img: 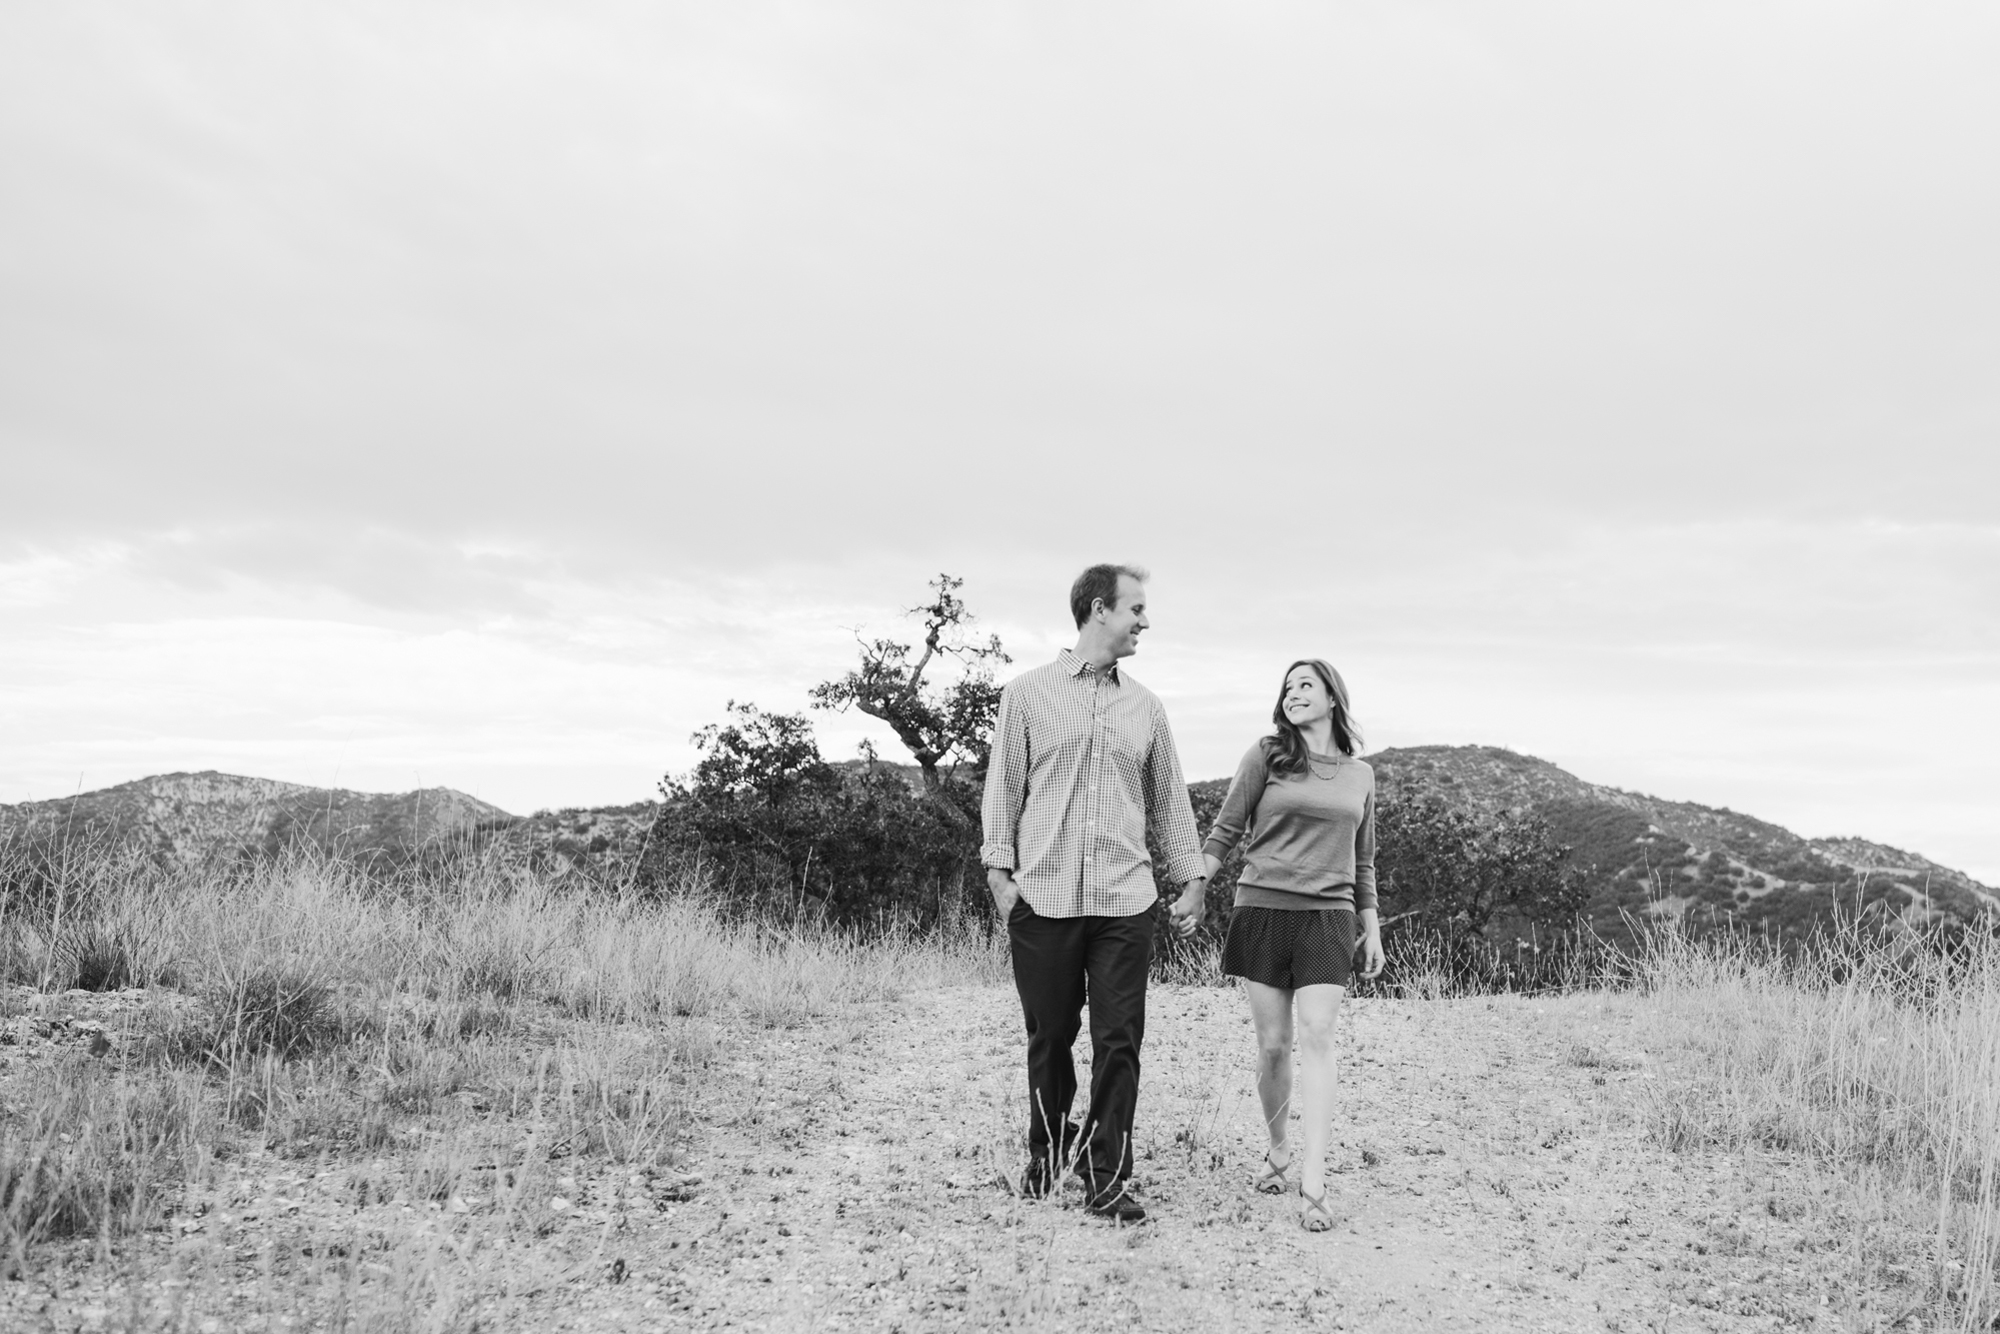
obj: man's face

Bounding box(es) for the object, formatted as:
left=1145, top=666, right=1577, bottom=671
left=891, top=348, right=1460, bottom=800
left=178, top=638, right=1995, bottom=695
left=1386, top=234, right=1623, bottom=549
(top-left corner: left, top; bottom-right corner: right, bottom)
left=1100, top=575, right=1149, bottom=659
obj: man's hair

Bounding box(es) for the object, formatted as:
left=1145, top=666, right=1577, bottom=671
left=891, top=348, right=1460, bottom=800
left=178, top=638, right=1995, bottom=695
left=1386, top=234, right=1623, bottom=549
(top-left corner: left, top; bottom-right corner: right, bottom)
left=1069, top=563, right=1150, bottom=629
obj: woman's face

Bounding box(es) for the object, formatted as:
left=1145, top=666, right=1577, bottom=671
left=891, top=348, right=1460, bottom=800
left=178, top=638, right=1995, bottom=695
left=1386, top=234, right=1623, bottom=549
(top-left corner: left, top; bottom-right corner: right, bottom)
left=1282, top=667, right=1333, bottom=730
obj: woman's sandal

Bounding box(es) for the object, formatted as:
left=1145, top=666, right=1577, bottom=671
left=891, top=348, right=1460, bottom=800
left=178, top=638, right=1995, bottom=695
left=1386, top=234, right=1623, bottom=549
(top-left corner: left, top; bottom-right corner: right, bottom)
left=1300, top=1187, right=1337, bottom=1232
left=1253, top=1149, right=1292, bottom=1195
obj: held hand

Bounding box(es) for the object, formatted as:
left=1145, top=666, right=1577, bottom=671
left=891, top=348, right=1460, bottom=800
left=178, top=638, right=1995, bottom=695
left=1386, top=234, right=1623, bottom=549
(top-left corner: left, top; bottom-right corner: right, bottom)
left=1167, top=880, right=1207, bottom=939
left=986, top=867, right=1022, bottom=917
left=1357, top=929, right=1385, bottom=979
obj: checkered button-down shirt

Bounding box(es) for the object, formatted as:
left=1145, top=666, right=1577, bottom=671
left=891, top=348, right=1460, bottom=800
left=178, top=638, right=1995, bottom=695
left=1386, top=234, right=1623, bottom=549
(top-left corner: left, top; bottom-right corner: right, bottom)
left=980, top=649, right=1208, bottom=918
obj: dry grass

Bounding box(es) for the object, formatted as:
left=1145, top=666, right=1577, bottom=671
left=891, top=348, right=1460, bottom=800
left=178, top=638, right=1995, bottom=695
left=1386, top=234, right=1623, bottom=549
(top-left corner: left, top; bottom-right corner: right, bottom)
left=1381, top=916, right=2000, bottom=1327
left=2, top=842, right=1995, bottom=1328
left=0, top=1058, right=214, bottom=1266
left=1635, top=922, right=2000, bottom=1330
left=0, top=847, right=1008, bottom=1327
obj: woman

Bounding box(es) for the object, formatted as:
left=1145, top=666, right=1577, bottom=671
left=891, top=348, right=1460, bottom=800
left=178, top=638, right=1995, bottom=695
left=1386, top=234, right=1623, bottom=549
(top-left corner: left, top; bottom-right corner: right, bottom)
left=1200, top=658, right=1384, bottom=1232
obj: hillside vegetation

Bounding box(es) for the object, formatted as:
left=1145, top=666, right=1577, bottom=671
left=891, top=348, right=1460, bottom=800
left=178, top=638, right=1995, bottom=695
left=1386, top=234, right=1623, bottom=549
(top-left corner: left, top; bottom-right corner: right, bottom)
left=1367, top=746, right=1997, bottom=941
left=6, top=746, right=1994, bottom=947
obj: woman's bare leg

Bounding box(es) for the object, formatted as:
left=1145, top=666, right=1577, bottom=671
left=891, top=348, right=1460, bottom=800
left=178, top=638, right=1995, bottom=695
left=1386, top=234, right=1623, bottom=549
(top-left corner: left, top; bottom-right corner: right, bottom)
left=1244, top=980, right=1295, bottom=1164
left=1293, top=983, right=1346, bottom=1199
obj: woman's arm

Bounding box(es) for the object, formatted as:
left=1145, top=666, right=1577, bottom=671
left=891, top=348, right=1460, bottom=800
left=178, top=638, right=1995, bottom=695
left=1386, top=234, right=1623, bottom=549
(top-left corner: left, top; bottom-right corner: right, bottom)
left=1356, top=906, right=1384, bottom=978
left=1201, top=744, right=1269, bottom=865
left=1354, top=786, right=1383, bottom=977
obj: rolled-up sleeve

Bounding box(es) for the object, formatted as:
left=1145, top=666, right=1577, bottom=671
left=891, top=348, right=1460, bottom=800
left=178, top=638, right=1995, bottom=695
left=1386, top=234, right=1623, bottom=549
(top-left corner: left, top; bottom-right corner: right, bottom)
left=1141, top=700, right=1208, bottom=886
left=979, top=683, right=1027, bottom=870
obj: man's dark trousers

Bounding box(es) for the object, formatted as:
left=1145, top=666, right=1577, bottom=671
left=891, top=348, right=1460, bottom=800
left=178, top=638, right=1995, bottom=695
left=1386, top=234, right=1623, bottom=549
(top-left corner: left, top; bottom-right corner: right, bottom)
left=1008, top=898, right=1156, bottom=1198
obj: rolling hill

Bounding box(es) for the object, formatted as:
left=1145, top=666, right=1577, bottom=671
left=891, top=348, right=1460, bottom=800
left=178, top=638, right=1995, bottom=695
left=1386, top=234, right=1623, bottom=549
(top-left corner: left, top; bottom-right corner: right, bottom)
left=5, top=751, right=1993, bottom=941
left=0, top=771, right=518, bottom=868
left=0, top=770, right=669, bottom=879
left=1364, top=745, right=1998, bottom=938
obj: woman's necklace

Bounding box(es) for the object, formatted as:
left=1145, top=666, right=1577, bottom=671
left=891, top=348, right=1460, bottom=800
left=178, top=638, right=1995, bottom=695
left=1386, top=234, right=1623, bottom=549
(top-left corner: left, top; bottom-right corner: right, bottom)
left=1306, top=751, right=1343, bottom=779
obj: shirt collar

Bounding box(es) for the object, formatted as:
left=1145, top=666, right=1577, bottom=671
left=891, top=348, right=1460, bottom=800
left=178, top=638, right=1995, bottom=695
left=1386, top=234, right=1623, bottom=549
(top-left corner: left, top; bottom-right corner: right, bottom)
left=1058, top=647, right=1120, bottom=685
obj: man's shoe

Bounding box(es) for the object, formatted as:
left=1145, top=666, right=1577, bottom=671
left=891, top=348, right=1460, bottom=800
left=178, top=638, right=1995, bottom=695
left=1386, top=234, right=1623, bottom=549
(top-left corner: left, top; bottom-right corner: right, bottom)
left=1019, top=1123, right=1080, bottom=1198
left=1019, top=1156, right=1059, bottom=1199
left=1084, top=1187, right=1147, bottom=1223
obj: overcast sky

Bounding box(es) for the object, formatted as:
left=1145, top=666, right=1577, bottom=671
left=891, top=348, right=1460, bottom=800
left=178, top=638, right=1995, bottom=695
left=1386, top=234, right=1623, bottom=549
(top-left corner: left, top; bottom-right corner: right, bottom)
left=3, top=2, right=1995, bottom=879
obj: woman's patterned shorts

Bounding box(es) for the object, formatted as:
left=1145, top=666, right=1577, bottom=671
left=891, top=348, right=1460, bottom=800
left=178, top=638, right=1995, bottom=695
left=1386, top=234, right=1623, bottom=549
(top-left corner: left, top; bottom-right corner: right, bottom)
left=1222, top=905, right=1356, bottom=989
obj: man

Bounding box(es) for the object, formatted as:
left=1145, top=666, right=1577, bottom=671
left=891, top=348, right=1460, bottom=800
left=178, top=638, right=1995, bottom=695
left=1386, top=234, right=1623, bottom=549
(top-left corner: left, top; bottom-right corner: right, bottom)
left=980, top=563, right=1208, bottom=1223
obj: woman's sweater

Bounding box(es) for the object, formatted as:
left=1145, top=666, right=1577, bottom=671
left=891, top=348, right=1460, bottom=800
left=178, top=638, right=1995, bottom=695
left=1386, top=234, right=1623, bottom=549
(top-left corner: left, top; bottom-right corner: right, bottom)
left=1201, top=741, right=1376, bottom=913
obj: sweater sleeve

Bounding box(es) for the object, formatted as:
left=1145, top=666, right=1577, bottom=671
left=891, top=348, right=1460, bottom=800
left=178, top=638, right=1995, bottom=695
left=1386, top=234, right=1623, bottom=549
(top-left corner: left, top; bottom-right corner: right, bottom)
left=1352, top=783, right=1377, bottom=913
left=1201, top=742, right=1270, bottom=863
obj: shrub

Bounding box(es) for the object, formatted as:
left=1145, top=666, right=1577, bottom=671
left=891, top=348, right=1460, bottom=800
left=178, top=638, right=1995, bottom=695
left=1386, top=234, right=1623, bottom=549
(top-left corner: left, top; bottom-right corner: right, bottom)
left=1373, top=788, right=1586, bottom=937
left=648, top=704, right=985, bottom=931
left=0, top=836, right=182, bottom=991
left=63, top=922, right=146, bottom=992
left=164, top=966, right=343, bottom=1069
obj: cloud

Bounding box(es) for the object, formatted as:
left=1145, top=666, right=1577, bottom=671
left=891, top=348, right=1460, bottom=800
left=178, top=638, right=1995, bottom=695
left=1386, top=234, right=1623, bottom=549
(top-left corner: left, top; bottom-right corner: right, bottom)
left=1, top=7, right=1995, bottom=880
left=142, top=527, right=560, bottom=617
left=3, top=2, right=1995, bottom=562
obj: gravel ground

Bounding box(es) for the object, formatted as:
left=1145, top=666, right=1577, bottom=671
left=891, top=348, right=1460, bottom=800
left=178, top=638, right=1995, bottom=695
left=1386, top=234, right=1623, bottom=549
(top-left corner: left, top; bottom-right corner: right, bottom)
left=0, top=982, right=1937, bottom=1331
left=641, top=985, right=1908, bottom=1332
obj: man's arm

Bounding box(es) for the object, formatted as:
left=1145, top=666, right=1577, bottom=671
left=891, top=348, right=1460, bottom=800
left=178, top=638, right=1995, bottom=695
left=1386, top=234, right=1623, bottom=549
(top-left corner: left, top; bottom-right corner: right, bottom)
left=980, top=684, right=1029, bottom=915
left=1141, top=700, right=1209, bottom=936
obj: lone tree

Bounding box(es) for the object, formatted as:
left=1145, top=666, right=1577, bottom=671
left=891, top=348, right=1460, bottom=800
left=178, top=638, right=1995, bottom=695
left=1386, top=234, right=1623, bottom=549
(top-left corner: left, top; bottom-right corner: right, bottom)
left=811, top=574, right=1010, bottom=805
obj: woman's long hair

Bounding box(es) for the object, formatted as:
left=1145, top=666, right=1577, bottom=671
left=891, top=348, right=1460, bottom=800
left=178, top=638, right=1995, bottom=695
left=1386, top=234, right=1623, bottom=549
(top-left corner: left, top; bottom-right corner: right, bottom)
left=1263, top=658, right=1363, bottom=776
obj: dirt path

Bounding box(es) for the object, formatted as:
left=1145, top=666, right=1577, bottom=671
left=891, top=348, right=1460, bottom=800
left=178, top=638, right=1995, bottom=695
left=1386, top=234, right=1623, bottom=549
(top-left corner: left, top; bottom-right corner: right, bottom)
left=644, top=984, right=1860, bottom=1332
left=0, top=982, right=1917, bottom=1331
